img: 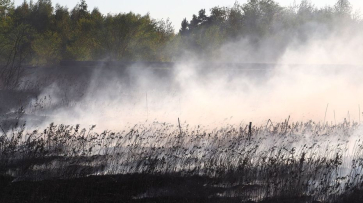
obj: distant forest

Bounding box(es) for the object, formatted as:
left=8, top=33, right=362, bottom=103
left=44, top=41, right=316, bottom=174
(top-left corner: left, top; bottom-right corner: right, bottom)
left=0, top=0, right=360, bottom=67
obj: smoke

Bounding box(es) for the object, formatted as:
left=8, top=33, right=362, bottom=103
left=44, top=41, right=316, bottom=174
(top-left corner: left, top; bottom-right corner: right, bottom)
left=26, top=64, right=363, bottom=131
left=21, top=10, right=363, bottom=132
left=11, top=9, right=363, bottom=186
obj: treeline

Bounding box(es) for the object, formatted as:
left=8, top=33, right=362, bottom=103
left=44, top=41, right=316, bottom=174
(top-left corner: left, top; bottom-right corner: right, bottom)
left=175, top=0, right=361, bottom=60
left=0, top=0, right=174, bottom=88
left=0, top=0, right=361, bottom=88
left=0, top=0, right=174, bottom=65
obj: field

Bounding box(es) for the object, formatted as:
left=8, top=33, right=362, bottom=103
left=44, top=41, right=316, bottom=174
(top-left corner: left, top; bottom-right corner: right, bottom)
left=1, top=119, right=363, bottom=202
left=1, top=63, right=363, bottom=202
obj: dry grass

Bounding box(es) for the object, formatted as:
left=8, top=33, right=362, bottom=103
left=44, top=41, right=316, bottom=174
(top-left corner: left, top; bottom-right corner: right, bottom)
left=1, top=119, right=363, bottom=202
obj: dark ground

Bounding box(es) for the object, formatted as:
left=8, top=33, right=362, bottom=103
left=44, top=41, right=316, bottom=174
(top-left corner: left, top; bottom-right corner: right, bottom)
left=0, top=174, right=362, bottom=203
left=0, top=174, right=244, bottom=203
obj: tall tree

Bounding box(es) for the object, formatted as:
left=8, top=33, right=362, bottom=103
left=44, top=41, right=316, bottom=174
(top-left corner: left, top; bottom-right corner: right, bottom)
left=29, top=0, right=54, bottom=32
left=180, top=18, right=189, bottom=36
left=0, top=0, right=13, bottom=18
left=334, top=0, right=352, bottom=15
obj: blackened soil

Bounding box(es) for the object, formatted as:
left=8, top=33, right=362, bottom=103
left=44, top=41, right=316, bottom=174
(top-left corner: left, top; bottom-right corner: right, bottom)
left=0, top=174, right=242, bottom=203
left=0, top=174, right=361, bottom=203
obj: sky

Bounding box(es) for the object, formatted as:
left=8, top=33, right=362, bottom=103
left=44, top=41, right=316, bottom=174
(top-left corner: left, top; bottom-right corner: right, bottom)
left=13, top=0, right=363, bottom=30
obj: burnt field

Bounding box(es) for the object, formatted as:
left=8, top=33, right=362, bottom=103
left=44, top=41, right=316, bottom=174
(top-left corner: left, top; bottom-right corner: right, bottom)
left=1, top=62, right=363, bottom=202
left=3, top=0, right=363, bottom=201
left=1, top=120, right=363, bottom=202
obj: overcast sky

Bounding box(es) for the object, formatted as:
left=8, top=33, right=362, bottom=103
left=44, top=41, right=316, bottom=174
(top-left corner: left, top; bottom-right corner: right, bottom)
left=13, top=0, right=363, bottom=30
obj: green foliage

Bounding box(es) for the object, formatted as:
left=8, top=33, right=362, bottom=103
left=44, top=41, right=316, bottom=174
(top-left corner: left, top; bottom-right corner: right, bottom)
left=32, top=31, right=62, bottom=65
left=0, top=23, right=34, bottom=89
left=176, top=0, right=361, bottom=60
left=0, top=0, right=175, bottom=66
left=0, top=0, right=361, bottom=67
left=0, top=0, right=13, bottom=19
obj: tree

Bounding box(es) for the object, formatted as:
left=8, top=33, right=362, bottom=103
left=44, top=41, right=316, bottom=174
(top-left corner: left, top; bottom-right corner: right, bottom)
left=189, top=14, right=199, bottom=31
left=210, top=6, right=228, bottom=24
left=198, top=9, right=208, bottom=24
left=71, top=0, right=89, bottom=21
left=66, top=0, right=95, bottom=60
left=242, top=0, right=282, bottom=36
left=29, top=0, right=54, bottom=32
left=227, top=3, right=244, bottom=38
left=0, top=0, right=13, bottom=18
left=334, top=0, right=352, bottom=15
left=179, top=18, right=189, bottom=36
left=32, top=31, right=62, bottom=64
left=54, top=4, right=71, bottom=58
left=0, top=24, right=33, bottom=89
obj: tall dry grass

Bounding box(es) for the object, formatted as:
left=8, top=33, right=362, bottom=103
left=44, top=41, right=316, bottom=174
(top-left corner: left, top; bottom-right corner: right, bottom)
left=1, top=119, right=363, bottom=202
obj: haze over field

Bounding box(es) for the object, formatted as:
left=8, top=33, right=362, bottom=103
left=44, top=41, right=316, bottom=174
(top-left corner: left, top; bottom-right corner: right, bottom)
left=4, top=1, right=363, bottom=202
left=1, top=0, right=363, bottom=130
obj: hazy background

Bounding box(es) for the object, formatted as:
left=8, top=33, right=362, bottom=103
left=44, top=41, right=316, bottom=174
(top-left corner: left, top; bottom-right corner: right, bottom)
left=12, top=0, right=363, bottom=29
left=2, top=0, right=363, bottom=131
